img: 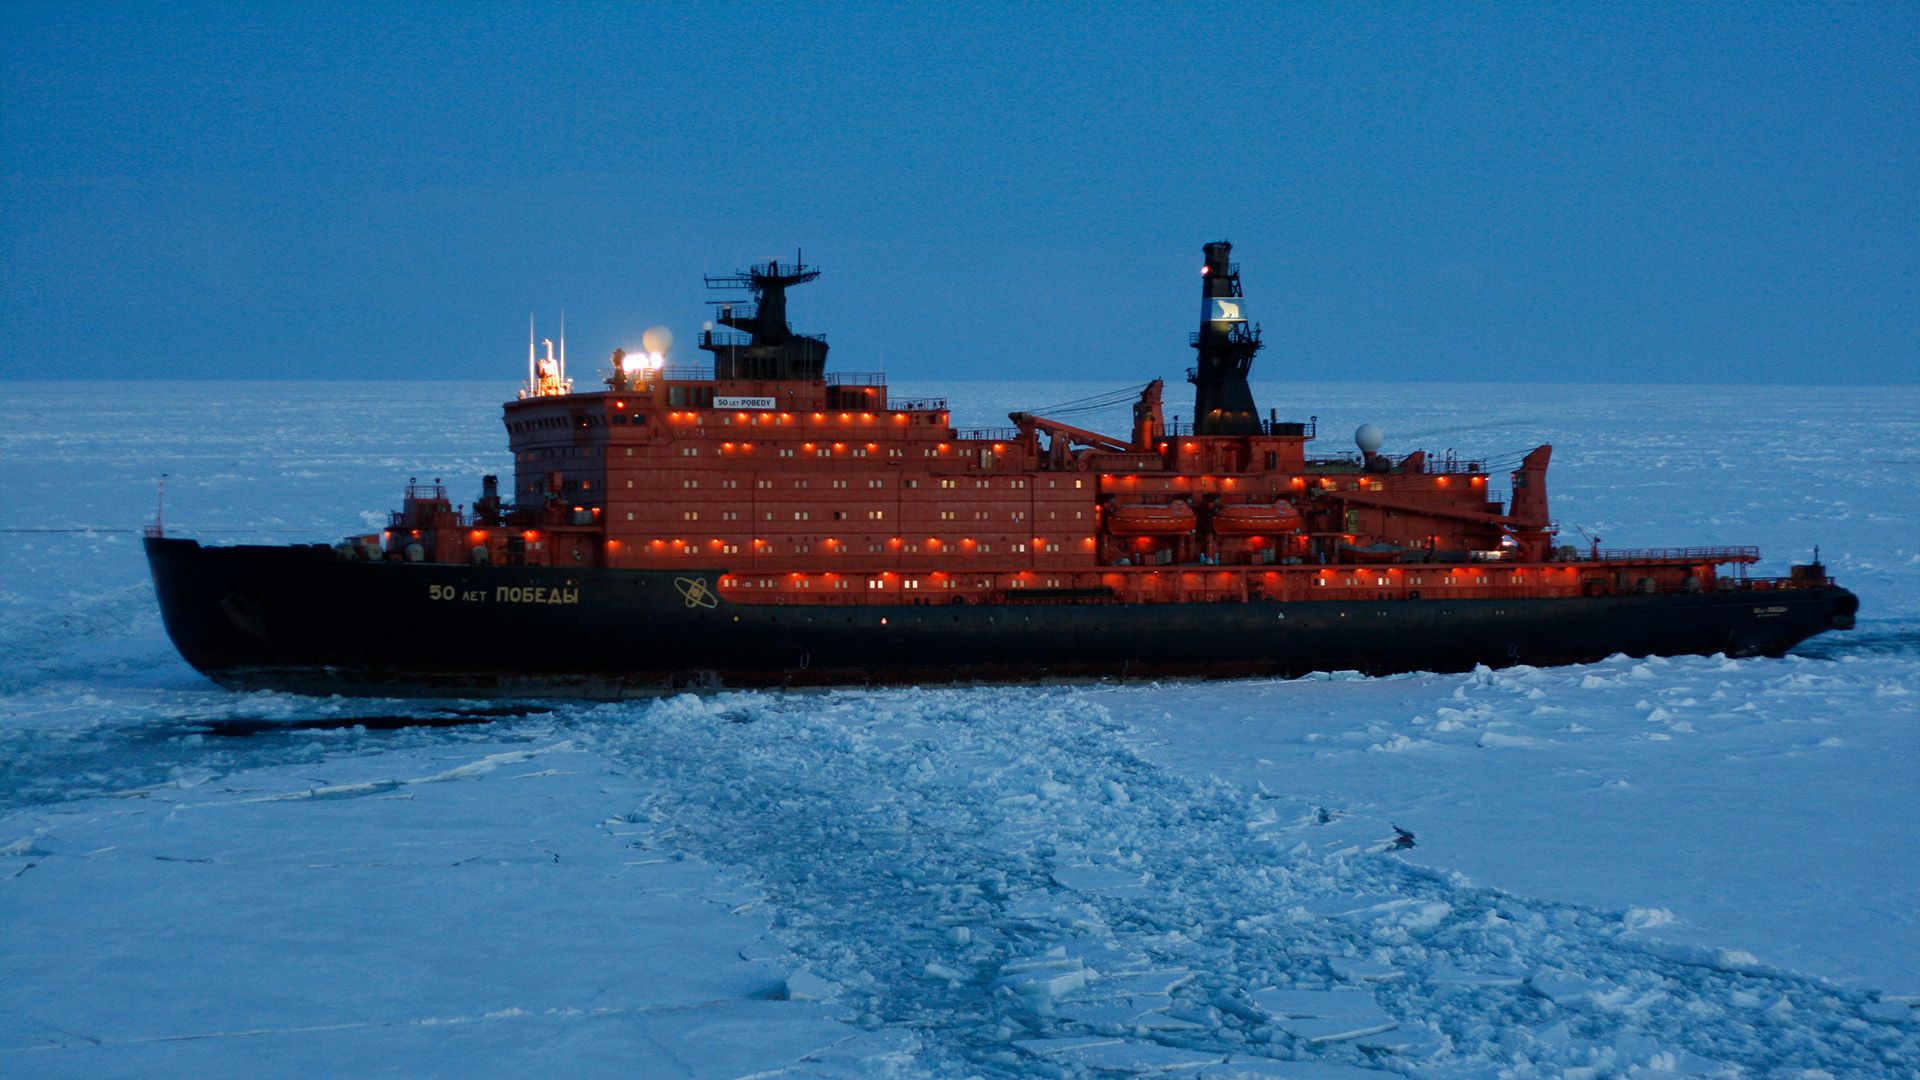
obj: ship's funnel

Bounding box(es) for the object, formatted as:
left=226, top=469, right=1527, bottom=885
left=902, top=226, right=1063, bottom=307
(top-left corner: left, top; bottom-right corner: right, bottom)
left=1189, top=241, right=1263, bottom=436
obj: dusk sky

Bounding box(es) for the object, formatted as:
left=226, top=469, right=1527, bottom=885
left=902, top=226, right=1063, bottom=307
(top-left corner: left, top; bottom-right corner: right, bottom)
left=2, top=3, right=1913, bottom=384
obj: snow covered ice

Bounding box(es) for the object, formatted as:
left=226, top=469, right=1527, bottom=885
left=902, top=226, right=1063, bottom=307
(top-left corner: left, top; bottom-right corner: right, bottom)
left=3, top=381, right=1917, bottom=1077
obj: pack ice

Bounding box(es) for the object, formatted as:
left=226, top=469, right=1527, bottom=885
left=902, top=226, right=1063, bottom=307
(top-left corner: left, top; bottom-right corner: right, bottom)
left=2, top=381, right=1916, bottom=1077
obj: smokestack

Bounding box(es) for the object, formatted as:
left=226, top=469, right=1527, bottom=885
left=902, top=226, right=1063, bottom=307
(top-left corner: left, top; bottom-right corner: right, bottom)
left=1189, top=241, right=1264, bottom=436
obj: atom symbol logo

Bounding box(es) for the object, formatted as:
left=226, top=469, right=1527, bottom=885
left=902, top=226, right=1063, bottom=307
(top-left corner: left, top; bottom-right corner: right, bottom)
left=675, top=577, right=719, bottom=609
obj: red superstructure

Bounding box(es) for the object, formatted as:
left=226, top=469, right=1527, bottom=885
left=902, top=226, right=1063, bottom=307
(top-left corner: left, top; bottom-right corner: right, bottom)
left=147, top=242, right=1854, bottom=697
left=379, top=245, right=1771, bottom=610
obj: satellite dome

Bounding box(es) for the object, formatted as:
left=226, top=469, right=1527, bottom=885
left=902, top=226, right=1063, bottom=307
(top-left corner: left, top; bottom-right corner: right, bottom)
left=1355, top=423, right=1385, bottom=455
left=642, top=325, right=674, bottom=355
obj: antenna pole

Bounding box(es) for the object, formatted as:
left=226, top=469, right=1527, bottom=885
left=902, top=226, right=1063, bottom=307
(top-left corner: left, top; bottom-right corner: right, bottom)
left=528, top=313, right=536, bottom=392
left=559, top=309, right=567, bottom=386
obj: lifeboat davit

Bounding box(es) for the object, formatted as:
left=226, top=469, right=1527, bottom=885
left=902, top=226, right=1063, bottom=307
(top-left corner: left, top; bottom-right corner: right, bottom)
left=1211, top=502, right=1303, bottom=536
left=1107, top=503, right=1197, bottom=536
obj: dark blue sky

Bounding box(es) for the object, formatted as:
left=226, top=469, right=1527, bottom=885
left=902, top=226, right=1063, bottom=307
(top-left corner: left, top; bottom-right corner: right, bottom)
left=3, top=3, right=1913, bottom=383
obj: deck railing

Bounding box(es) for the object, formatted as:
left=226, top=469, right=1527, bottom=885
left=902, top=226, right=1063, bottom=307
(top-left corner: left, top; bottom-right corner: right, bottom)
left=659, top=364, right=716, bottom=381
left=1590, top=546, right=1760, bottom=563
left=700, top=330, right=830, bottom=349
left=1163, top=419, right=1317, bottom=439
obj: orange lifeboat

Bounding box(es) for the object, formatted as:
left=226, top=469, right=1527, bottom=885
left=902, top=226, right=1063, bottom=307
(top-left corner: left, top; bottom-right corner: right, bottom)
left=1211, top=502, right=1303, bottom=536
left=1107, top=503, right=1197, bottom=536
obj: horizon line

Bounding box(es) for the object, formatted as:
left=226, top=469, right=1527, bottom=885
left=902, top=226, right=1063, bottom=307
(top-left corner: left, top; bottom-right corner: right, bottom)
left=4, top=374, right=1918, bottom=388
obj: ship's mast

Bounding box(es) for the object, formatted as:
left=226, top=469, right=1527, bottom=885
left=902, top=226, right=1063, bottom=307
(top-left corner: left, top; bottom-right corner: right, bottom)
left=1189, top=240, right=1264, bottom=436
left=700, top=252, right=831, bottom=380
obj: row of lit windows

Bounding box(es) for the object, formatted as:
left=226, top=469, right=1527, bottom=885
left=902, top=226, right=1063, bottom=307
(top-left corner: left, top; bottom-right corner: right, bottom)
left=518, top=446, right=602, bottom=462
left=723, top=575, right=1070, bottom=591
left=702, top=410, right=945, bottom=427
left=507, top=415, right=579, bottom=434
left=1312, top=575, right=1497, bottom=586
left=605, top=453, right=1087, bottom=493
left=622, top=442, right=1063, bottom=467
left=625, top=478, right=1082, bottom=499
left=623, top=536, right=1095, bottom=553
left=675, top=509, right=892, bottom=521
left=634, top=508, right=1080, bottom=524
left=705, top=569, right=1570, bottom=590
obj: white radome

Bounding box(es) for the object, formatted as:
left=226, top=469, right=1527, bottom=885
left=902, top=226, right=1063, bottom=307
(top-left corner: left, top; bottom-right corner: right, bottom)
left=642, top=325, right=674, bottom=356
left=1355, top=423, right=1385, bottom=455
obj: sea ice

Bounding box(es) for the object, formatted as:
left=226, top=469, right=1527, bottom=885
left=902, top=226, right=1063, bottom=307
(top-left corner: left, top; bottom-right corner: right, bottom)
left=2, top=380, right=1915, bottom=1075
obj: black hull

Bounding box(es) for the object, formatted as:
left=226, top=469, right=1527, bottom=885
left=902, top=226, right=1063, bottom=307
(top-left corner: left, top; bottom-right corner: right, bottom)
left=146, top=537, right=1860, bottom=700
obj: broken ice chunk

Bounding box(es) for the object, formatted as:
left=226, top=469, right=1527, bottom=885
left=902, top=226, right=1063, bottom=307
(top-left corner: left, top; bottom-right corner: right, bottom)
left=1064, top=1040, right=1227, bottom=1071
left=783, top=968, right=839, bottom=1002
left=1049, top=863, right=1150, bottom=896
left=1529, top=968, right=1605, bottom=1008
left=1199, top=1060, right=1400, bottom=1079
left=1251, top=987, right=1387, bottom=1020
left=995, top=955, right=1090, bottom=999
left=1096, top=969, right=1195, bottom=998
left=1327, top=957, right=1405, bottom=983
left=1014, top=1035, right=1124, bottom=1059
left=1425, top=964, right=1525, bottom=988
left=1270, top=1015, right=1399, bottom=1045
left=1354, top=1024, right=1442, bottom=1056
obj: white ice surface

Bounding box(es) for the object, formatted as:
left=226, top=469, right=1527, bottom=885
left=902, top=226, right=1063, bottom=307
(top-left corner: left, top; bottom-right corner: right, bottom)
left=3, top=739, right=871, bottom=1078
left=2, top=381, right=1916, bottom=1077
